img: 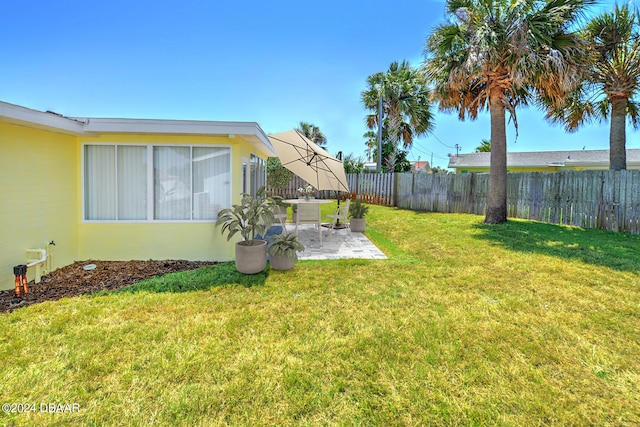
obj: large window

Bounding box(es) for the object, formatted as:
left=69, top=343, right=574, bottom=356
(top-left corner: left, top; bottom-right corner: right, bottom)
left=84, top=145, right=231, bottom=221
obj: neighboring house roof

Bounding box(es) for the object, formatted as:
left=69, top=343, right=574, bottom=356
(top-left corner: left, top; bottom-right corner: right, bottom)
left=448, top=149, right=640, bottom=169
left=411, top=160, right=431, bottom=172
left=363, top=162, right=377, bottom=171
left=0, top=100, right=276, bottom=155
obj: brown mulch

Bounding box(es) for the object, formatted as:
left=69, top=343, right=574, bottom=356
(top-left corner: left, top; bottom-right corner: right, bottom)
left=1, top=260, right=217, bottom=313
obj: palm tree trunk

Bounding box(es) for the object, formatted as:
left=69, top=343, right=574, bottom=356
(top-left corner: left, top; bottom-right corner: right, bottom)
left=609, top=96, right=627, bottom=171
left=485, top=90, right=508, bottom=224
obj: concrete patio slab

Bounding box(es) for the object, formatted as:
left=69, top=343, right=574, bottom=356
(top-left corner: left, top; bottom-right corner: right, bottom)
left=265, top=224, right=387, bottom=261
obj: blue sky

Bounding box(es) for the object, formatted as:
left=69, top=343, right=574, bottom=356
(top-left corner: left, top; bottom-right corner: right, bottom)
left=1, top=0, right=631, bottom=169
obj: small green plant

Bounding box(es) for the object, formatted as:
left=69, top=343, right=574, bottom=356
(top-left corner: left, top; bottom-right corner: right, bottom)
left=216, top=194, right=275, bottom=245
left=349, top=199, right=369, bottom=219
left=268, top=233, right=305, bottom=259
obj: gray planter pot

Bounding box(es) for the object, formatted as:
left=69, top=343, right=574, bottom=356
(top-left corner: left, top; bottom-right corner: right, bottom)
left=269, top=253, right=298, bottom=271
left=350, top=218, right=366, bottom=232
left=235, top=240, right=267, bottom=274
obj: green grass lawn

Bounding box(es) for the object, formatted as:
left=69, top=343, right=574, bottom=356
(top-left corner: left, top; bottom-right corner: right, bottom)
left=1, top=206, right=639, bottom=426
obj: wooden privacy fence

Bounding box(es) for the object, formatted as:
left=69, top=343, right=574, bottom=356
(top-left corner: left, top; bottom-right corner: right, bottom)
left=267, top=170, right=640, bottom=234
left=267, top=175, right=344, bottom=199
left=347, top=173, right=395, bottom=206
left=265, top=173, right=396, bottom=205
left=396, top=173, right=488, bottom=214
left=395, top=170, right=640, bottom=234
left=266, top=175, right=337, bottom=199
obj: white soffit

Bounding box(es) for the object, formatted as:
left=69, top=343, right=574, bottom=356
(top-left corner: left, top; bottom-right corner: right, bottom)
left=79, top=118, right=276, bottom=155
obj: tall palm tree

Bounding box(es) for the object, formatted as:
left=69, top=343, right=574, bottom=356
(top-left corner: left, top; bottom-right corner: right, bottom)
left=361, top=60, right=434, bottom=150
left=424, top=0, right=591, bottom=224
left=296, top=122, right=327, bottom=147
left=544, top=4, right=640, bottom=170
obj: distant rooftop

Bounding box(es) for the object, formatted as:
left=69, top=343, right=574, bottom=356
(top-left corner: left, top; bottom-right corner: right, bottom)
left=448, top=148, right=640, bottom=169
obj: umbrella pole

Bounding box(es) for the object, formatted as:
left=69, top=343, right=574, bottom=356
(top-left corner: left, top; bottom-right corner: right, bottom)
left=329, top=192, right=348, bottom=229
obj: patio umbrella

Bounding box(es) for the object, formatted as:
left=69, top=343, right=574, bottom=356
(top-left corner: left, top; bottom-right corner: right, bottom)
left=268, top=129, right=350, bottom=193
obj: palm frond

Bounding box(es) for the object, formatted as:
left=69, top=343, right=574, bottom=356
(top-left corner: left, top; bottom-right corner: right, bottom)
left=544, top=2, right=640, bottom=138
left=627, top=100, right=640, bottom=130
left=361, top=60, right=434, bottom=149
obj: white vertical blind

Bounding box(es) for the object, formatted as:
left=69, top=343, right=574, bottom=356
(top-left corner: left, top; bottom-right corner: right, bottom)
left=193, top=147, right=231, bottom=220
left=85, top=145, right=116, bottom=220
left=84, top=145, right=232, bottom=221
left=154, top=146, right=191, bottom=220
left=117, top=146, right=147, bottom=220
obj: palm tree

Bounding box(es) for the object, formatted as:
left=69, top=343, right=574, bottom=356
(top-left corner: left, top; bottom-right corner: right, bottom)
left=431, top=166, right=452, bottom=174
left=475, top=139, right=491, bottom=153
left=361, top=60, right=434, bottom=151
left=296, top=122, right=327, bottom=147
left=342, top=153, right=365, bottom=174
left=424, top=0, right=591, bottom=224
left=544, top=4, right=640, bottom=171
left=363, top=130, right=377, bottom=162
left=373, top=141, right=412, bottom=173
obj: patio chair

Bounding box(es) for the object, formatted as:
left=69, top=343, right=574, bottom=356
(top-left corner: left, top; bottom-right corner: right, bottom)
left=273, top=205, right=289, bottom=234
left=295, top=202, right=323, bottom=246
left=326, top=199, right=350, bottom=235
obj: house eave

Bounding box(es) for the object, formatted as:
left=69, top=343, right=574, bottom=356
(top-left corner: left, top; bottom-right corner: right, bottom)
left=0, top=101, right=277, bottom=156
left=0, top=101, right=86, bottom=136
left=78, top=118, right=276, bottom=155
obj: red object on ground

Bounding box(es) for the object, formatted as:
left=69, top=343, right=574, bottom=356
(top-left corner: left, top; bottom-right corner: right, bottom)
left=13, top=265, right=28, bottom=298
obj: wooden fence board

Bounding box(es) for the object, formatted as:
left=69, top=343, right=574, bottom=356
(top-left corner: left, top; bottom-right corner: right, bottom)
left=391, top=170, right=640, bottom=235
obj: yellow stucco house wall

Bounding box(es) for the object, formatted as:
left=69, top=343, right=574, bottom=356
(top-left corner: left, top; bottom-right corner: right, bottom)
left=0, top=101, right=275, bottom=290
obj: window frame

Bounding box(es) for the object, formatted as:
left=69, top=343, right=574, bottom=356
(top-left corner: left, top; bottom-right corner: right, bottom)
left=82, top=143, right=233, bottom=223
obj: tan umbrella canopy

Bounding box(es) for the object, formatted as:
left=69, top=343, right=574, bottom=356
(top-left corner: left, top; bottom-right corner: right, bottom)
left=268, top=129, right=350, bottom=193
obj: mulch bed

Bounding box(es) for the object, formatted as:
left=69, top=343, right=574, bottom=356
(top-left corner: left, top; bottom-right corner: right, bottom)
left=0, top=260, right=217, bottom=313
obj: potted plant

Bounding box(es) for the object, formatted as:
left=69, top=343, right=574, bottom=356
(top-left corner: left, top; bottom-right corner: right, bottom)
left=298, top=184, right=315, bottom=201
left=216, top=194, right=275, bottom=274
left=268, top=233, right=305, bottom=270
left=349, top=198, right=369, bottom=232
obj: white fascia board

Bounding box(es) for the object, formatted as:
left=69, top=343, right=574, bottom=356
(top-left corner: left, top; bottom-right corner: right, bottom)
left=81, top=117, right=256, bottom=134
left=0, top=101, right=86, bottom=135
left=564, top=161, right=610, bottom=167
left=80, top=117, right=277, bottom=156
left=253, top=122, right=276, bottom=156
